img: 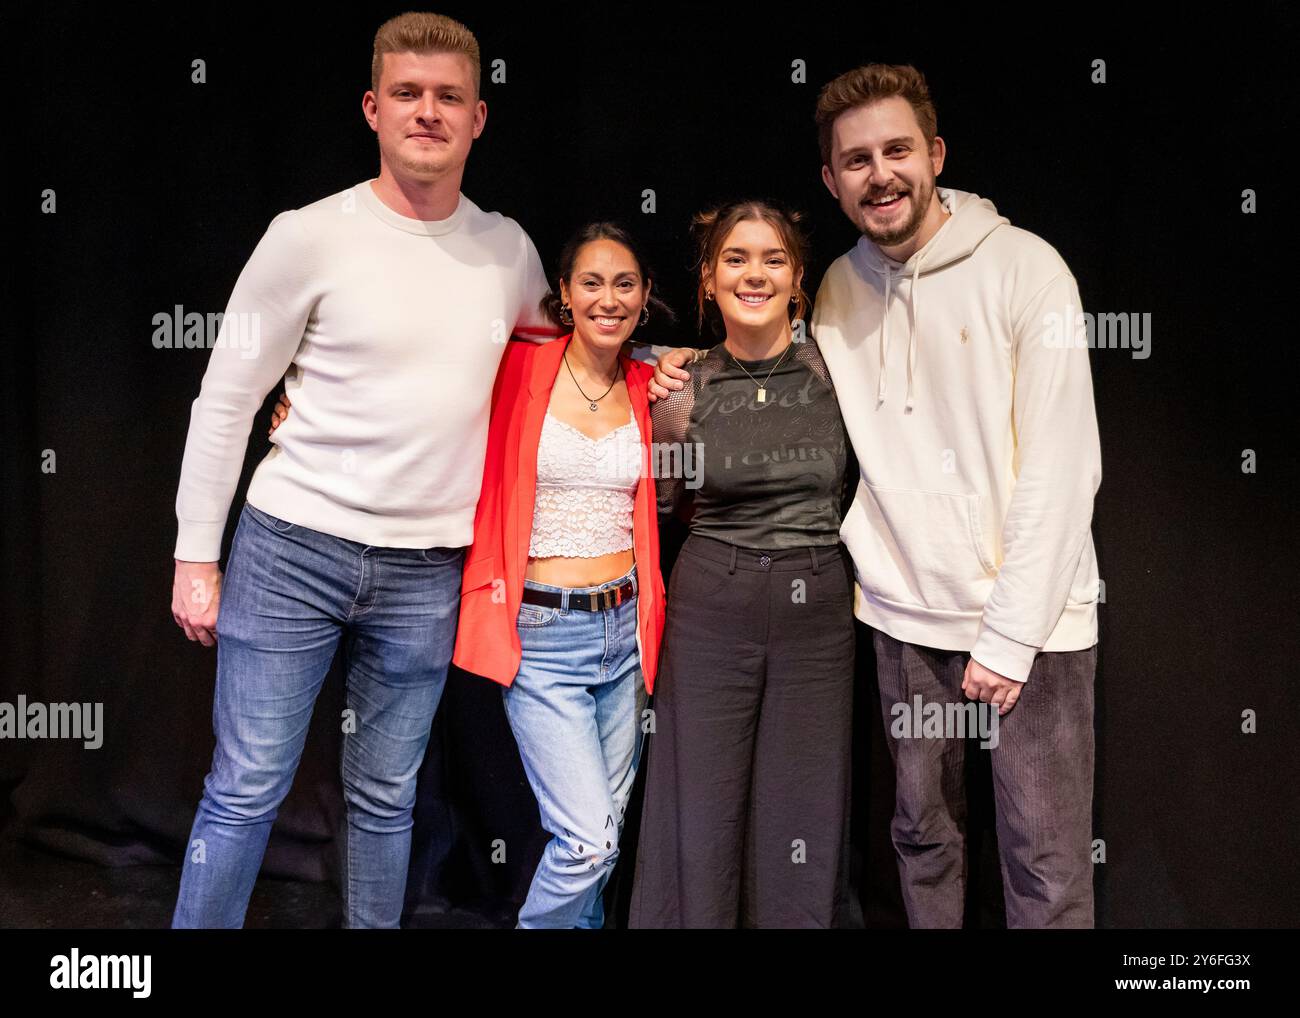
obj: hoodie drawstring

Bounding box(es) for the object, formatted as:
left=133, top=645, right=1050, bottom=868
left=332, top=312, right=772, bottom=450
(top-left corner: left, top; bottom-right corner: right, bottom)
left=877, top=270, right=891, bottom=404
left=876, top=253, right=925, bottom=412
left=904, top=255, right=924, bottom=412
left=862, top=190, right=1008, bottom=412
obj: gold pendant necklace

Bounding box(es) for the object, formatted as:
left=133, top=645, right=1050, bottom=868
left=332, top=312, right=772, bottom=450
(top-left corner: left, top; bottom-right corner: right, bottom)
left=727, top=342, right=792, bottom=403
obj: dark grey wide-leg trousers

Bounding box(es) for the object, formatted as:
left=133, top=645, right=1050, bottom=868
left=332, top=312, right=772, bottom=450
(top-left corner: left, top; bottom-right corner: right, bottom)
left=629, top=535, right=856, bottom=928
left=873, top=629, right=1096, bottom=929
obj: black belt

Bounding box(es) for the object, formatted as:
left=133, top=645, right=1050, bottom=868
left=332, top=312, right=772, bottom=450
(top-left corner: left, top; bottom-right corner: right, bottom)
left=521, top=579, right=637, bottom=613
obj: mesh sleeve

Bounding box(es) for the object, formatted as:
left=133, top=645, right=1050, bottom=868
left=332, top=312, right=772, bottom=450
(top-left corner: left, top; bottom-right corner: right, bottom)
left=650, top=372, right=696, bottom=521
left=798, top=338, right=857, bottom=521
left=652, top=346, right=731, bottom=522
left=793, top=336, right=835, bottom=388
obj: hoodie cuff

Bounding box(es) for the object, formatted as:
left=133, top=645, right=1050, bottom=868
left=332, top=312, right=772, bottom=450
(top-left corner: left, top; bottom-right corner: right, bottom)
left=971, top=623, right=1039, bottom=684
left=174, top=520, right=225, bottom=564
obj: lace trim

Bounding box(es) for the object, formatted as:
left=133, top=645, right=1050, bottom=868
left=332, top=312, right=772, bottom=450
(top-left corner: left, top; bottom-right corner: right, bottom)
left=529, top=410, right=640, bottom=558
left=544, top=411, right=638, bottom=445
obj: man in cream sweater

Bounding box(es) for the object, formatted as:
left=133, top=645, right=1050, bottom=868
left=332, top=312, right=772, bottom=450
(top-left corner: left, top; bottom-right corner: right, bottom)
left=169, top=13, right=556, bottom=927
left=811, top=65, right=1102, bottom=928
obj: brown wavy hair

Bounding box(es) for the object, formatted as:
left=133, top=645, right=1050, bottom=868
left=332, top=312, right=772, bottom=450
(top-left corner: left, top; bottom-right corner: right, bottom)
left=690, top=200, right=810, bottom=335
left=814, top=64, right=937, bottom=167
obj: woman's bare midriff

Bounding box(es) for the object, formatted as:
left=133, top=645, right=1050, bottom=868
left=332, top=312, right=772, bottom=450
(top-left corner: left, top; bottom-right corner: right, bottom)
left=526, top=550, right=635, bottom=589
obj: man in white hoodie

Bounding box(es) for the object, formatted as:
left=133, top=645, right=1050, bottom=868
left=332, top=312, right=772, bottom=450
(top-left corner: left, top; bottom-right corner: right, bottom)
left=650, top=64, right=1101, bottom=927
left=810, top=64, right=1102, bottom=928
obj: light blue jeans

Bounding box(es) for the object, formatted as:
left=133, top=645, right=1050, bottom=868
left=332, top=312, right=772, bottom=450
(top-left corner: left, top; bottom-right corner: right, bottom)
left=503, top=564, right=646, bottom=929
left=172, top=502, right=463, bottom=929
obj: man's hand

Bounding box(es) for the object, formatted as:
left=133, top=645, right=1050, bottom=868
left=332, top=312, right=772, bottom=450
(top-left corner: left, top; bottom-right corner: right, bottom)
left=649, top=347, right=696, bottom=401
left=172, top=560, right=223, bottom=647
left=962, top=657, right=1023, bottom=716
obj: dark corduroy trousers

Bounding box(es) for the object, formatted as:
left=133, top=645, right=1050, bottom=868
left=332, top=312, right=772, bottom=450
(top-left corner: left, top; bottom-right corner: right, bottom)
left=873, top=629, right=1097, bottom=928
left=629, top=534, right=855, bottom=928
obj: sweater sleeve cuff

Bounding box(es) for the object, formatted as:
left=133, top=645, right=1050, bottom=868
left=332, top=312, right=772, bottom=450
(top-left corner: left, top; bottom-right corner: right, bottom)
left=971, top=624, right=1039, bottom=683
left=175, top=521, right=226, bottom=563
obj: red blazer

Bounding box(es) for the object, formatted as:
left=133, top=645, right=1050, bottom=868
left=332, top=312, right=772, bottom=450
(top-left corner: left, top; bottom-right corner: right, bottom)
left=451, top=335, right=666, bottom=692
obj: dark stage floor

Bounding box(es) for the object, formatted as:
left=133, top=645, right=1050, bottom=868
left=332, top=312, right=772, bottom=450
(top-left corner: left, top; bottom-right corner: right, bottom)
left=0, top=836, right=504, bottom=930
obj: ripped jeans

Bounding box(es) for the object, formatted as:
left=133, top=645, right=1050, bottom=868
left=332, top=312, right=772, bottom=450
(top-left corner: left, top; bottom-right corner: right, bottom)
left=502, top=565, right=646, bottom=929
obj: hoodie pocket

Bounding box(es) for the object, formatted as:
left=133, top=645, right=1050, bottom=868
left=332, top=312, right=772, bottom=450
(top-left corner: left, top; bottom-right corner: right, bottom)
left=858, top=482, right=997, bottom=613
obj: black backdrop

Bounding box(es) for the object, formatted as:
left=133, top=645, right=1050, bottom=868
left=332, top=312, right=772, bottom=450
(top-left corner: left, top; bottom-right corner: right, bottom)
left=3, top=2, right=1297, bottom=928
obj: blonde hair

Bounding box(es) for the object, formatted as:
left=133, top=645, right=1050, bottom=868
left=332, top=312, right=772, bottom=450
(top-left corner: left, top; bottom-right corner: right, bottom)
left=370, top=12, right=481, bottom=96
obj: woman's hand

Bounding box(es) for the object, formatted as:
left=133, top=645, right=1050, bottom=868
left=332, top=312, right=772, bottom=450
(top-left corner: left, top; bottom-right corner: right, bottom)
left=267, top=391, right=292, bottom=437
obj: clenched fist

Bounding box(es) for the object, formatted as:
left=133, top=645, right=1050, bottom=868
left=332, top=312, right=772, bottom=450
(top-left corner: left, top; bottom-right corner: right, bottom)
left=172, top=560, right=223, bottom=647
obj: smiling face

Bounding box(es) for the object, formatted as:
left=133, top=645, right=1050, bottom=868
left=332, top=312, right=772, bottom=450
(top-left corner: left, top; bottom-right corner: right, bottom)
left=560, top=239, right=650, bottom=353
left=705, top=218, right=802, bottom=336
left=362, top=50, right=485, bottom=184
left=821, top=95, right=946, bottom=252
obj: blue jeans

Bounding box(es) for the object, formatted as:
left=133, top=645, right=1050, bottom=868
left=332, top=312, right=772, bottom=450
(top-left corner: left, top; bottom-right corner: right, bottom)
left=503, top=564, right=646, bottom=929
left=172, top=503, right=463, bottom=928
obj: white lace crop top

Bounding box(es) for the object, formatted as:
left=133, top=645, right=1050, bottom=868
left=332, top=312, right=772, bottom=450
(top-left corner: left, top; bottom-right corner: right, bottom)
left=529, top=410, right=642, bottom=559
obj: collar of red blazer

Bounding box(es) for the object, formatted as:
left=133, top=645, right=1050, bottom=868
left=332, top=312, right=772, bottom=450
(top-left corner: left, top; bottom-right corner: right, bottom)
left=525, top=332, right=642, bottom=399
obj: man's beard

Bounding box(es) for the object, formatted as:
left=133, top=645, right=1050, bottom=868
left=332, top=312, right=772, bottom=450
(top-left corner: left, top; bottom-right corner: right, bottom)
left=857, top=176, right=931, bottom=247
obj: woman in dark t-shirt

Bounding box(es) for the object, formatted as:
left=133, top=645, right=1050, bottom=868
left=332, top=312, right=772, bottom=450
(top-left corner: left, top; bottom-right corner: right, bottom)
left=629, top=201, right=857, bottom=929
left=655, top=340, right=849, bottom=546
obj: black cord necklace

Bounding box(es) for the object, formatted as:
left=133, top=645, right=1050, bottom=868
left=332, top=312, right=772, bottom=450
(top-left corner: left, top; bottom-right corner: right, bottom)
left=564, top=349, right=621, bottom=411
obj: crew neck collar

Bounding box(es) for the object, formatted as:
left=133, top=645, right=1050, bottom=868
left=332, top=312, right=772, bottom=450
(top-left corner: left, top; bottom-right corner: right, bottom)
left=357, top=179, right=468, bottom=236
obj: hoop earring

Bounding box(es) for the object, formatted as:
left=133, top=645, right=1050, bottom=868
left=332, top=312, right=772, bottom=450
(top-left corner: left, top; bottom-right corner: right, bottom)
left=640, top=305, right=650, bottom=326
left=559, top=303, right=573, bottom=326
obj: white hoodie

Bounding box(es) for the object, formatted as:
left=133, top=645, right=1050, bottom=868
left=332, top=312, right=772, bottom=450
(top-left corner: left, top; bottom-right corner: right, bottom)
left=811, top=188, right=1101, bottom=683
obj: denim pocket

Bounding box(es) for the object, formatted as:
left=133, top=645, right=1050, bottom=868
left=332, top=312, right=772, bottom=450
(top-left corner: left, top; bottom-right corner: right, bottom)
left=421, top=546, right=466, bottom=566
left=516, top=602, right=560, bottom=627
left=244, top=503, right=296, bottom=534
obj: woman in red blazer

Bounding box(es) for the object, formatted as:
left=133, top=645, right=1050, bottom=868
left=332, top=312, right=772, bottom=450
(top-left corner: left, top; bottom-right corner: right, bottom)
left=451, top=223, right=668, bottom=928
left=271, top=223, right=670, bottom=928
